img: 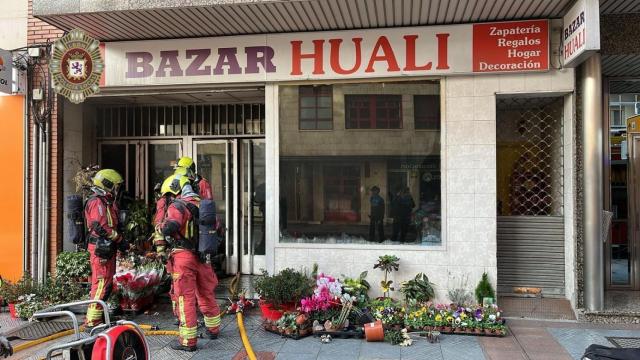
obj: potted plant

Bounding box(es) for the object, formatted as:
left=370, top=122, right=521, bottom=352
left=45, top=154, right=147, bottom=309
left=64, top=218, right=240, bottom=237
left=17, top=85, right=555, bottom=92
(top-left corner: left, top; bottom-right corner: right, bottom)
left=373, top=255, right=400, bottom=299
left=400, top=273, right=435, bottom=304
left=474, top=272, right=496, bottom=306
left=254, top=268, right=313, bottom=321
left=0, top=280, right=18, bottom=318
left=342, top=271, right=371, bottom=304
left=56, top=251, right=91, bottom=283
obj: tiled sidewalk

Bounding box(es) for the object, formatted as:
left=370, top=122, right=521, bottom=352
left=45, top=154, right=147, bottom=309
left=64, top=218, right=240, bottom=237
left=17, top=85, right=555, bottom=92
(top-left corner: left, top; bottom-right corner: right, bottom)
left=4, top=309, right=640, bottom=360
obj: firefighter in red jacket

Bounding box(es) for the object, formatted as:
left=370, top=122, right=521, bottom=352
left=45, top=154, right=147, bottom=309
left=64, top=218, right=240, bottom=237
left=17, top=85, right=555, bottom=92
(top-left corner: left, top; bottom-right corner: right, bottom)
left=85, top=169, right=124, bottom=328
left=154, top=174, right=221, bottom=352
left=176, top=156, right=213, bottom=200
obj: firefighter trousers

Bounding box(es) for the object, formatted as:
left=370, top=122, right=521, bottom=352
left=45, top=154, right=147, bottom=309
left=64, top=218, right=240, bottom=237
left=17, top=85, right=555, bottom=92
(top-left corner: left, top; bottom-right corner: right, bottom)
left=86, top=243, right=116, bottom=327
left=171, top=250, right=221, bottom=347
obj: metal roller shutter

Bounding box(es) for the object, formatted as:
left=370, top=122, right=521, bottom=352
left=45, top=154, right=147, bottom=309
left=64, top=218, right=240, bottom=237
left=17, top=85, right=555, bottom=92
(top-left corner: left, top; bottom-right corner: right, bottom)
left=497, top=216, right=565, bottom=296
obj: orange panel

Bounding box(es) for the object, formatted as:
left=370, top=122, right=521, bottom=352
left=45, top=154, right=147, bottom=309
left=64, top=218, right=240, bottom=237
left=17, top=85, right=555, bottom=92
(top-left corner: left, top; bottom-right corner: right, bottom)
left=0, top=95, right=24, bottom=282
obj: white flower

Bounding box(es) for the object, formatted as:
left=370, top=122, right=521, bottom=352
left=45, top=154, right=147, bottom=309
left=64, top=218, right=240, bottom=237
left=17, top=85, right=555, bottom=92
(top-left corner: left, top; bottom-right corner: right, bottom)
left=489, top=314, right=496, bottom=321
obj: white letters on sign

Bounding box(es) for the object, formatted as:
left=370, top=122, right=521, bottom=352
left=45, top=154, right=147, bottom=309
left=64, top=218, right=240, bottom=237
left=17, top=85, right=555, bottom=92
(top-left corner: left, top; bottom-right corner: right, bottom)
left=562, top=0, right=600, bottom=67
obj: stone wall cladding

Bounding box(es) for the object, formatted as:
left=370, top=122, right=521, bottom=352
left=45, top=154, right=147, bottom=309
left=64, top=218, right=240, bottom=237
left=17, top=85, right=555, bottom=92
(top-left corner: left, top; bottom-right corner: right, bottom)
left=27, top=0, right=64, bottom=274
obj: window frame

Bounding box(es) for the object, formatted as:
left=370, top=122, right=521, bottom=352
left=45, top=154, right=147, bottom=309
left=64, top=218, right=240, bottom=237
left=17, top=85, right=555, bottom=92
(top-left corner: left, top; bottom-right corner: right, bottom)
left=345, top=94, right=403, bottom=129
left=298, top=85, right=333, bottom=130
left=414, top=94, right=441, bottom=131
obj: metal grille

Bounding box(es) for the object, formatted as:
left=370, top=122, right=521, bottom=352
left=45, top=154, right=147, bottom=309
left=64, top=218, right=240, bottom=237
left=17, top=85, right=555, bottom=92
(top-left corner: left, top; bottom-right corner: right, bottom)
left=4, top=320, right=74, bottom=340
left=96, top=103, right=265, bottom=138
left=607, top=337, right=640, bottom=348
left=497, top=97, right=564, bottom=216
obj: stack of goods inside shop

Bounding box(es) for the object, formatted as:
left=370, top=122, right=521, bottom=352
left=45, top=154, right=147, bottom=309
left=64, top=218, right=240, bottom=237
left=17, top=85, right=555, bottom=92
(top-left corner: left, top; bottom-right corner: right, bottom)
left=252, top=255, right=506, bottom=346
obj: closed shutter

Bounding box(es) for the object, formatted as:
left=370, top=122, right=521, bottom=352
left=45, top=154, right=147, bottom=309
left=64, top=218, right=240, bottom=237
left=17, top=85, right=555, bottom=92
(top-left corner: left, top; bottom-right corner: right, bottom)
left=497, top=216, right=565, bottom=296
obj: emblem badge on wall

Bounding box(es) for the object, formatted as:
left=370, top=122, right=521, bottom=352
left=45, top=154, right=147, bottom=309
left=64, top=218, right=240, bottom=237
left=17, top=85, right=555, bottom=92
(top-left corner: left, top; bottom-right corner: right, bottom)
left=50, top=28, right=103, bottom=104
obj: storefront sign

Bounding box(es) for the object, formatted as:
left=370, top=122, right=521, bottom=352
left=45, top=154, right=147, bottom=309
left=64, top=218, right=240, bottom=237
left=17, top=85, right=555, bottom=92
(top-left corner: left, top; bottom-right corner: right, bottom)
left=50, top=28, right=104, bottom=103
left=0, top=48, right=12, bottom=94
left=562, top=0, right=600, bottom=67
left=103, top=20, right=549, bottom=87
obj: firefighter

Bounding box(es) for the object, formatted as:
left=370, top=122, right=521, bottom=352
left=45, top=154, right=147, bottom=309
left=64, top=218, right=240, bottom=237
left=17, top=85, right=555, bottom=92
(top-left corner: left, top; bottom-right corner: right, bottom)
left=154, top=174, right=221, bottom=352
left=0, top=335, right=12, bottom=358
left=175, top=156, right=213, bottom=200
left=85, top=169, right=124, bottom=328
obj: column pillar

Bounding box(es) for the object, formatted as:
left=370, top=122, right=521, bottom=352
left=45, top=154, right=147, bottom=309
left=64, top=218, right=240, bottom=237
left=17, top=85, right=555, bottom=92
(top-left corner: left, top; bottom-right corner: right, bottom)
left=582, top=53, right=604, bottom=311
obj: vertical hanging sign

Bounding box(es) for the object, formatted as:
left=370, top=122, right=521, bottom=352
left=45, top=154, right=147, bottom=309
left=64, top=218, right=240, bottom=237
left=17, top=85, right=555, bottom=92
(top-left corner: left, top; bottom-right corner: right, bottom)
left=562, top=0, right=600, bottom=67
left=0, top=48, right=12, bottom=94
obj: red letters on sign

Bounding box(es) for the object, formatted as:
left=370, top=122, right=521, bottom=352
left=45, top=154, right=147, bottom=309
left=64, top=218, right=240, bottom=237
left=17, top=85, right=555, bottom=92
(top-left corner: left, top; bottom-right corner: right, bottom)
left=329, top=38, right=363, bottom=75
left=365, top=36, right=400, bottom=73
left=403, top=35, right=432, bottom=71
left=290, top=40, right=325, bottom=75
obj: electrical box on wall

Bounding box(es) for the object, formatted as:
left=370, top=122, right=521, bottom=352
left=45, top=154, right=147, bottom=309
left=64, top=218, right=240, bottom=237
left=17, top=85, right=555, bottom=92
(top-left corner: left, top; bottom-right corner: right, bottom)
left=32, top=88, right=43, bottom=101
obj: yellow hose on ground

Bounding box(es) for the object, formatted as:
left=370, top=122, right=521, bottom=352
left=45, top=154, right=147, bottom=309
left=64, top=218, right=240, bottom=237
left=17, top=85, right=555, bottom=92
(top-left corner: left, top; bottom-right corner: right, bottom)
left=12, top=328, right=79, bottom=353
left=237, top=312, right=257, bottom=360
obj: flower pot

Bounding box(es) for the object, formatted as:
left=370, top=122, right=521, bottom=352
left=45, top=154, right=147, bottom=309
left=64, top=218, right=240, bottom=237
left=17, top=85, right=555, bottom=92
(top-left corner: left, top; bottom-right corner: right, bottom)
left=271, top=325, right=278, bottom=332
left=284, top=328, right=293, bottom=335
left=484, top=329, right=493, bottom=335
left=474, top=328, right=482, bottom=335
left=364, top=320, right=384, bottom=342
left=442, top=326, right=452, bottom=333
left=299, top=328, right=311, bottom=336
left=259, top=301, right=284, bottom=321
left=8, top=303, right=17, bottom=319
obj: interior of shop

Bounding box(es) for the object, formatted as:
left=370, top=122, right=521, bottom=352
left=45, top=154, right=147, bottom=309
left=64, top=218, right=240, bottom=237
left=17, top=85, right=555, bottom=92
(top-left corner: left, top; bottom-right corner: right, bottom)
left=278, top=81, right=442, bottom=246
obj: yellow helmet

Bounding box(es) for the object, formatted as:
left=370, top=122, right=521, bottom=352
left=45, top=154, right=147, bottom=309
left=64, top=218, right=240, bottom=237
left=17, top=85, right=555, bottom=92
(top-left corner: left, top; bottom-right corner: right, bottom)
left=174, top=166, right=189, bottom=176
left=161, top=174, right=189, bottom=196
left=93, top=169, right=123, bottom=192
left=177, top=157, right=195, bottom=170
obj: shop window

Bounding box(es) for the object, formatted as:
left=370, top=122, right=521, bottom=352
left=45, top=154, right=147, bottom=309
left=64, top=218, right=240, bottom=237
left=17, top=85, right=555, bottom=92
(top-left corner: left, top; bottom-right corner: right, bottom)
left=345, top=95, right=402, bottom=129
left=279, top=81, right=441, bottom=246
left=299, top=85, right=333, bottom=130
left=414, top=95, right=441, bottom=130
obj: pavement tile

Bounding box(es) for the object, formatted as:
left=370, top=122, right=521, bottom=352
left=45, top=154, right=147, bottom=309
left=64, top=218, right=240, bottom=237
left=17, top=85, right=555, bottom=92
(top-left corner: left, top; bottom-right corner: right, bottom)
left=440, top=335, right=485, bottom=360
left=484, top=351, right=526, bottom=360
left=359, top=341, right=402, bottom=359
left=318, top=338, right=362, bottom=357
left=275, top=353, right=318, bottom=360
left=279, top=337, right=322, bottom=355
left=153, top=346, right=197, bottom=360
left=191, top=350, right=238, bottom=360
left=548, top=328, right=611, bottom=360
left=400, top=340, right=443, bottom=360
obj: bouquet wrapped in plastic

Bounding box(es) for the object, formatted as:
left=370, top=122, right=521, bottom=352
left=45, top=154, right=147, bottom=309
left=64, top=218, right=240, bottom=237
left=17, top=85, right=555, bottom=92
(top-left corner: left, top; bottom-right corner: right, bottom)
left=113, top=255, right=165, bottom=311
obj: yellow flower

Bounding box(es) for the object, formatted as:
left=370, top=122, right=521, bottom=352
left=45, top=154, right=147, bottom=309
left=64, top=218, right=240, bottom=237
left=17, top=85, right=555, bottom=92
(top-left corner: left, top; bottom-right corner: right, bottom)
left=435, top=314, right=443, bottom=322
left=446, top=316, right=453, bottom=323
left=460, top=313, right=467, bottom=320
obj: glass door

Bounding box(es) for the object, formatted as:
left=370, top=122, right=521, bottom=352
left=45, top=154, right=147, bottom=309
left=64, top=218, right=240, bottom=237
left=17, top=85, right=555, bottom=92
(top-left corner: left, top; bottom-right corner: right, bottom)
left=98, top=141, right=144, bottom=200
left=99, top=140, right=181, bottom=202
left=194, top=140, right=235, bottom=273
left=241, top=139, right=266, bottom=275
left=146, top=140, right=182, bottom=202
left=619, top=133, right=640, bottom=290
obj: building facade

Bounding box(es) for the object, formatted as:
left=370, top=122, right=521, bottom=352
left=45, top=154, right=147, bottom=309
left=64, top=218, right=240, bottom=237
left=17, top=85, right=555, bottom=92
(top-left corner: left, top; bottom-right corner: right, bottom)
left=9, top=0, right=638, bottom=315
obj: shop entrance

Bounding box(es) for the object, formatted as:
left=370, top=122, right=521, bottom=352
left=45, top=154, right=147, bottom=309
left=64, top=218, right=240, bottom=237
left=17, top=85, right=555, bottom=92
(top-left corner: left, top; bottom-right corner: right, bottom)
left=496, top=96, right=566, bottom=297
left=93, top=89, right=266, bottom=275
left=193, top=139, right=265, bottom=275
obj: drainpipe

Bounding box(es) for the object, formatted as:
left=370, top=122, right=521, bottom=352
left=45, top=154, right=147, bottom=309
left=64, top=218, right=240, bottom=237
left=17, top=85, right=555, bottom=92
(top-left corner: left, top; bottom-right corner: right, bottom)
left=23, top=89, right=29, bottom=275
left=582, top=53, right=604, bottom=311
left=31, top=121, right=39, bottom=279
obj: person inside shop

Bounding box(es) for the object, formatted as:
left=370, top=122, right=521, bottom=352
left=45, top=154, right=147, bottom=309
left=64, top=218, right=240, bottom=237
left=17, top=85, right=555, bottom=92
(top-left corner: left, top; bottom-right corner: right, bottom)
left=154, top=174, right=221, bottom=352
left=369, top=185, right=385, bottom=242
left=0, top=335, right=12, bottom=358
left=175, top=156, right=213, bottom=200
left=84, top=169, right=126, bottom=329
left=391, top=187, right=416, bottom=243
